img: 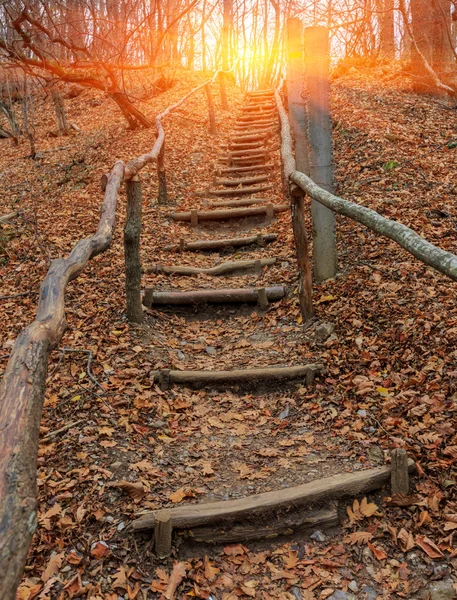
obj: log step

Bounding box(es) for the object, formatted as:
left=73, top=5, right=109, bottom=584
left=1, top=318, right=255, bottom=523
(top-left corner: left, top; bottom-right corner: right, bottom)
left=207, top=184, right=274, bottom=197
left=143, top=285, right=286, bottom=307
left=236, top=113, right=276, bottom=123
left=171, top=204, right=288, bottom=222
left=163, top=233, right=278, bottom=252
left=208, top=197, right=276, bottom=208
left=132, top=460, right=416, bottom=546
left=214, top=163, right=274, bottom=175
left=149, top=363, right=322, bottom=388
left=145, top=257, right=276, bottom=276
left=213, top=176, right=269, bottom=187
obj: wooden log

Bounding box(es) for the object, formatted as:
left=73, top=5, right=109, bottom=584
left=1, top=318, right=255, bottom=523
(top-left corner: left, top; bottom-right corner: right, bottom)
left=237, top=112, right=276, bottom=123
left=176, top=506, right=338, bottom=544
left=190, top=209, right=199, bottom=227
left=0, top=161, right=124, bottom=600
left=256, top=287, right=269, bottom=308
left=215, top=164, right=274, bottom=175
left=218, top=152, right=269, bottom=164
left=208, top=184, right=274, bottom=197
left=208, top=197, right=275, bottom=208
left=143, top=285, right=286, bottom=307
left=229, top=147, right=269, bottom=157
left=246, top=89, right=275, bottom=97
left=391, top=449, right=409, bottom=495
left=240, top=104, right=275, bottom=113
left=231, top=133, right=271, bottom=143
left=171, top=204, right=288, bottom=222
left=124, top=176, right=144, bottom=324
left=157, top=141, right=168, bottom=205
left=149, top=363, right=322, bottom=388
left=145, top=257, right=276, bottom=276
left=205, top=83, right=217, bottom=135
left=228, top=141, right=266, bottom=151
left=163, top=233, right=278, bottom=252
left=235, top=120, right=276, bottom=128
left=133, top=459, right=415, bottom=533
left=0, top=210, right=22, bottom=223
left=154, top=509, right=172, bottom=558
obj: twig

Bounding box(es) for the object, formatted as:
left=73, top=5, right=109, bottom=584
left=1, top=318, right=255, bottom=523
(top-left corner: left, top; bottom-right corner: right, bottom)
left=42, top=419, right=84, bottom=441
left=50, top=347, right=105, bottom=393
left=0, top=291, right=34, bottom=301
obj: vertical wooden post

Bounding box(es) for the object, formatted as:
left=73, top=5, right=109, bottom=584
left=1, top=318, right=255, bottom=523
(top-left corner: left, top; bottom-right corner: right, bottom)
left=205, top=84, right=217, bottom=134
left=286, top=18, right=314, bottom=322
left=124, top=176, right=144, bottom=324
left=304, top=26, right=337, bottom=282
left=154, top=510, right=172, bottom=557
left=391, top=449, right=409, bottom=495
left=157, top=141, right=168, bottom=205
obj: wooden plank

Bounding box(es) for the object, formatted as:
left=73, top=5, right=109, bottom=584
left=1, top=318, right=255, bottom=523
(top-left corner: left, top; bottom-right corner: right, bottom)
left=133, top=459, right=415, bottom=532
left=207, top=184, right=274, bottom=197
left=208, top=197, right=275, bottom=208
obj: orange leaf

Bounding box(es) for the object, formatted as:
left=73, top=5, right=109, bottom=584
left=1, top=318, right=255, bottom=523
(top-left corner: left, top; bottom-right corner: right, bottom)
left=344, top=531, right=373, bottom=545
left=416, top=535, right=444, bottom=558
left=169, top=488, right=187, bottom=503
left=368, top=542, right=387, bottom=561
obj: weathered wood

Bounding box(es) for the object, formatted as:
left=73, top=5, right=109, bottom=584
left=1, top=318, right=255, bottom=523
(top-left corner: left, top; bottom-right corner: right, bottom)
left=154, top=509, right=172, bottom=558
left=291, top=171, right=457, bottom=283
left=176, top=505, right=338, bottom=544
left=148, top=363, right=323, bottom=389
left=205, top=83, right=217, bottom=135
left=124, top=176, right=144, bottom=324
left=190, top=209, right=199, bottom=227
left=231, top=133, right=271, bottom=143
left=240, top=104, right=275, bottom=113
left=215, top=164, right=274, bottom=175
left=208, top=184, right=274, bottom=197
left=0, top=210, right=22, bottom=223
left=143, top=285, right=286, bottom=307
left=304, top=26, right=337, bottom=282
left=275, top=87, right=314, bottom=321
left=157, top=141, right=168, bottom=205
left=214, top=175, right=269, bottom=187
left=227, top=141, right=266, bottom=151
left=235, top=120, right=276, bottom=128
left=391, top=449, right=409, bottom=495
left=208, top=197, right=274, bottom=208
left=256, top=287, right=269, bottom=308
left=229, top=147, right=269, bottom=157
left=163, top=233, right=278, bottom=252
left=237, top=112, right=276, bottom=123
left=171, top=204, right=288, bottom=222
left=134, top=459, right=415, bottom=533
left=145, top=258, right=276, bottom=276
left=0, top=161, right=124, bottom=600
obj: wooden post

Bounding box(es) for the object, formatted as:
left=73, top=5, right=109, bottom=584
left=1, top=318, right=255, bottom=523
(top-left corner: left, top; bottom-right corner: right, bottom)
left=124, top=176, right=144, bottom=324
left=304, top=26, right=337, bottom=282
left=157, top=142, right=168, bottom=205
left=285, top=18, right=314, bottom=322
left=391, top=449, right=409, bottom=495
left=190, top=209, right=199, bottom=227
left=205, top=84, right=217, bottom=134
left=256, top=287, right=269, bottom=309
left=154, top=509, right=172, bottom=558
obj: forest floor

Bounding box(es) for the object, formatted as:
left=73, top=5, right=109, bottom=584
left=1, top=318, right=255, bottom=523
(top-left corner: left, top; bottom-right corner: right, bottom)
left=2, top=62, right=457, bottom=600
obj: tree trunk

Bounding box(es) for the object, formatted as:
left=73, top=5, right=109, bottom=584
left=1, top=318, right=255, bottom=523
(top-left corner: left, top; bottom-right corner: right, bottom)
left=379, top=0, right=396, bottom=57
left=51, top=87, right=70, bottom=135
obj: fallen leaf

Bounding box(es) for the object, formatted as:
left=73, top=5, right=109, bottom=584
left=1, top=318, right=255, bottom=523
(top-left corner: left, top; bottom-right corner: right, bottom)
left=42, top=552, right=64, bottom=582
left=416, top=535, right=443, bottom=558
left=111, top=480, right=146, bottom=502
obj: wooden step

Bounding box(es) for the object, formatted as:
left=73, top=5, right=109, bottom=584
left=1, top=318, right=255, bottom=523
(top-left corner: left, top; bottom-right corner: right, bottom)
left=208, top=197, right=275, bottom=208
left=214, top=163, right=274, bottom=175
left=132, top=460, right=416, bottom=547
left=145, top=257, right=276, bottom=276
left=149, top=363, right=322, bottom=388
left=170, top=204, right=288, bottom=223
left=163, top=233, right=278, bottom=252
left=207, top=184, right=274, bottom=197
left=213, top=175, right=270, bottom=187
left=143, top=285, right=286, bottom=307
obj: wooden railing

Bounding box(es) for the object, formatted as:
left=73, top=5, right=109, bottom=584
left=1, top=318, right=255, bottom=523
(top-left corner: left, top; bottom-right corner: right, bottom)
left=0, top=68, right=231, bottom=600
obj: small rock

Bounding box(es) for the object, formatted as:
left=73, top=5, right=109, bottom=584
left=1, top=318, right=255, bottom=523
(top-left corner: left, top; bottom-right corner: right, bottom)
left=368, top=445, right=385, bottom=465
left=315, top=322, right=335, bottom=343
left=176, top=350, right=185, bottom=360
left=105, top=515, right=114, bottom=523
left=361, top=586, right=378, bottom=600
left=291, top=587, right=302, bottom=600
left=328, top=591, right=355, bottom=600
left=151, top=420, right=165, bottom=429
left=362, top=546, right=373, bottom=563
left=429, top=580, right=457, bottom=600
left=117, top=521, right=125, bottom=532
left=110, top=461, right=122, bottom=469
left=357, top=409, right=367, bottom=417
left=205, top=346, right=217, bottom=355
left=348, top=581, right=359, bottom=593
left=310, top=530, right=326, bottom=542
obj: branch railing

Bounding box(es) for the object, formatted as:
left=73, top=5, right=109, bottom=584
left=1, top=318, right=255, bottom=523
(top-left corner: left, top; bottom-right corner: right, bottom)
left=0, top=68, right=232, bottom=600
